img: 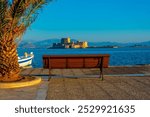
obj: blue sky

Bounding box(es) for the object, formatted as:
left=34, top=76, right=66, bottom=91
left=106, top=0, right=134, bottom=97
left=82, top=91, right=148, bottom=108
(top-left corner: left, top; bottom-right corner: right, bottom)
left=23, top=0, right=150, bottom=42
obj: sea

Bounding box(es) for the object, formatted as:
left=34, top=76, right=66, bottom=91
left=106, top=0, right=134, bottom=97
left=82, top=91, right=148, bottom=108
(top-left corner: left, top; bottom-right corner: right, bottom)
left=17, top=47, right=150, bottom=68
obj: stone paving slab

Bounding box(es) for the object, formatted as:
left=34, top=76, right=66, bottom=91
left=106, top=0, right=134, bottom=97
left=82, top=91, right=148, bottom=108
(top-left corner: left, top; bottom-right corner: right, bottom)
left=0, top=79, right=49, bottom=100
left=46, top=76, right=150, bottom=100
left=0, top=84, right=39, bottom=100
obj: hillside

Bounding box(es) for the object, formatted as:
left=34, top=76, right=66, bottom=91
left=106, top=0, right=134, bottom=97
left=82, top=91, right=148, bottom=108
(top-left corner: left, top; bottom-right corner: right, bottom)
left=18, top=39, right=150, bottom=48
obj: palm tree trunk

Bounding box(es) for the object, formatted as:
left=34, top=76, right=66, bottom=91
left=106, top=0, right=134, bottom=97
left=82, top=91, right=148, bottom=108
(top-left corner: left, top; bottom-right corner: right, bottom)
left=0, top=40, right=21, bottom=82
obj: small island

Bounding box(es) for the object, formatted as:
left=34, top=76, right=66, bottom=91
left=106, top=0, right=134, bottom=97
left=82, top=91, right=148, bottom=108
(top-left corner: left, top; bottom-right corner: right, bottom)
left=50, top=37, right=88, bottom=49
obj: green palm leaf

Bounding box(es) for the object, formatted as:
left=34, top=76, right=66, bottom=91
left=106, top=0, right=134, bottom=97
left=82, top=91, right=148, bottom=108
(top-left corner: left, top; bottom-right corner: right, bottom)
left=0, top=0, right=53, bottom=41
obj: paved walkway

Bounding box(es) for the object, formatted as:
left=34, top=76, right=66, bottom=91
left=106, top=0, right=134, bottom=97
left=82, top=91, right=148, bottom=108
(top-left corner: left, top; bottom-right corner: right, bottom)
left=0, top=65, right=150, bottom=100
left=46, top=76, right=150, bottom=100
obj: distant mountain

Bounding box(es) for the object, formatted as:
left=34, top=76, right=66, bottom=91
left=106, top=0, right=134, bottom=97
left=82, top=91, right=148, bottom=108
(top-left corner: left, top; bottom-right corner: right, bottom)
left=88, top=41, right=122, bottom=46
left=18, top=39, right=60, bottom=48
left=33, top=39, right=60, bottom=48
left=18, top=38, right=79, bottom=48
left=18, top=41, right=36, bottom=48
left=89, top=41, right=150, bottom=47
left=18, top=39, right=150, bottom=48
left=139, top=41, right=150, bottom=46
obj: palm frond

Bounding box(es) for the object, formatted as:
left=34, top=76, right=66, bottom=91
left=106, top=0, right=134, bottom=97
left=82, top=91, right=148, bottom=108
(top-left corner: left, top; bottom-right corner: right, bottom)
left=0, top=0, right=53, bottom=42
left=0, top=0, right=8, bottom=17
left=17, top=0, right=53, bottom=35
left=0, top=0, right=9, bottom=38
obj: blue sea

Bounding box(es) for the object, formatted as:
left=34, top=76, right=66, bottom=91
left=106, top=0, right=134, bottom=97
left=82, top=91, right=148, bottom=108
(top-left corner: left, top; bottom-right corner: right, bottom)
left=17, top=48, right=150, bottom=68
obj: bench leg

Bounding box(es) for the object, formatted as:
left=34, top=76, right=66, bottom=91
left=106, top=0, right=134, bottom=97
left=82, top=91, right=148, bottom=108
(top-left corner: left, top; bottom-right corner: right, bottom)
left=48, top=69, right=51, bottom=81
left=99, top=67, right=103, bottom=81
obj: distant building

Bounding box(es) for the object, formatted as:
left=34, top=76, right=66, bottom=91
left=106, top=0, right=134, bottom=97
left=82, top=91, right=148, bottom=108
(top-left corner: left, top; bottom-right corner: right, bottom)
left=61, top=37, right=71, bottom=44
left=52, top=37, right=88, bottom=49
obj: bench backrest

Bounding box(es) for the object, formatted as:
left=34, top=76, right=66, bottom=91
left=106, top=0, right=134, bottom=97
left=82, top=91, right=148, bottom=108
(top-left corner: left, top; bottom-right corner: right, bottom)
left=43, top=54, right=110, bottom=69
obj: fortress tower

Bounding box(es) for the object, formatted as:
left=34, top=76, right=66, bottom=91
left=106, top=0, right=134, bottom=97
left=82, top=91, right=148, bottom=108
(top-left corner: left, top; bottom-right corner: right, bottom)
left=61, top=37, right=71, bottom=44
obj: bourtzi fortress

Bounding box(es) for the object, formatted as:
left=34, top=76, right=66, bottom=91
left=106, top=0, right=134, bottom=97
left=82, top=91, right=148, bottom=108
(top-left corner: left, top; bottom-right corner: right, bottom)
left=52, top=37, right=88, bottom=48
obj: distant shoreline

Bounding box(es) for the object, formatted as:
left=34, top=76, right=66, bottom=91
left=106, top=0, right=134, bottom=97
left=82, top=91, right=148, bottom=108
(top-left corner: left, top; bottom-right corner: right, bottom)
left=48, top=46, right=150, bottom=49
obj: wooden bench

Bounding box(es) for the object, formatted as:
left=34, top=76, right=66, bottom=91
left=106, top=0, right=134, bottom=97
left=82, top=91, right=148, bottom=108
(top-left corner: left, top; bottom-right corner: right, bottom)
left=43, top=54, right=110, bottom=80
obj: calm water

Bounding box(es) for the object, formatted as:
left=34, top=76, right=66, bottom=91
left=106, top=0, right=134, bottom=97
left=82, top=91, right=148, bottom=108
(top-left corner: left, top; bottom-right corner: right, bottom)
left=17, top=48, right=150, bottom=68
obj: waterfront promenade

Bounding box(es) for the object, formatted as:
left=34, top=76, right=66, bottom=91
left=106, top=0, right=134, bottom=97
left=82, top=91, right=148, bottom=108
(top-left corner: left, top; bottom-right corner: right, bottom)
left=0, top=65, right=150, bottom=100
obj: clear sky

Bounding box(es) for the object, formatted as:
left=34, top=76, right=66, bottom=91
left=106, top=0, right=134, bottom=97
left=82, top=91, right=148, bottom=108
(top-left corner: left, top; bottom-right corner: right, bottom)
left=23, top=0, right=150, bottom=42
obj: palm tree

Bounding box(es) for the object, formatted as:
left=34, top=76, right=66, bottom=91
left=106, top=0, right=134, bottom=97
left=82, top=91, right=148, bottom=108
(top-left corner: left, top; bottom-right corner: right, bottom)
left=0, top=0, right=52, bottom=82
